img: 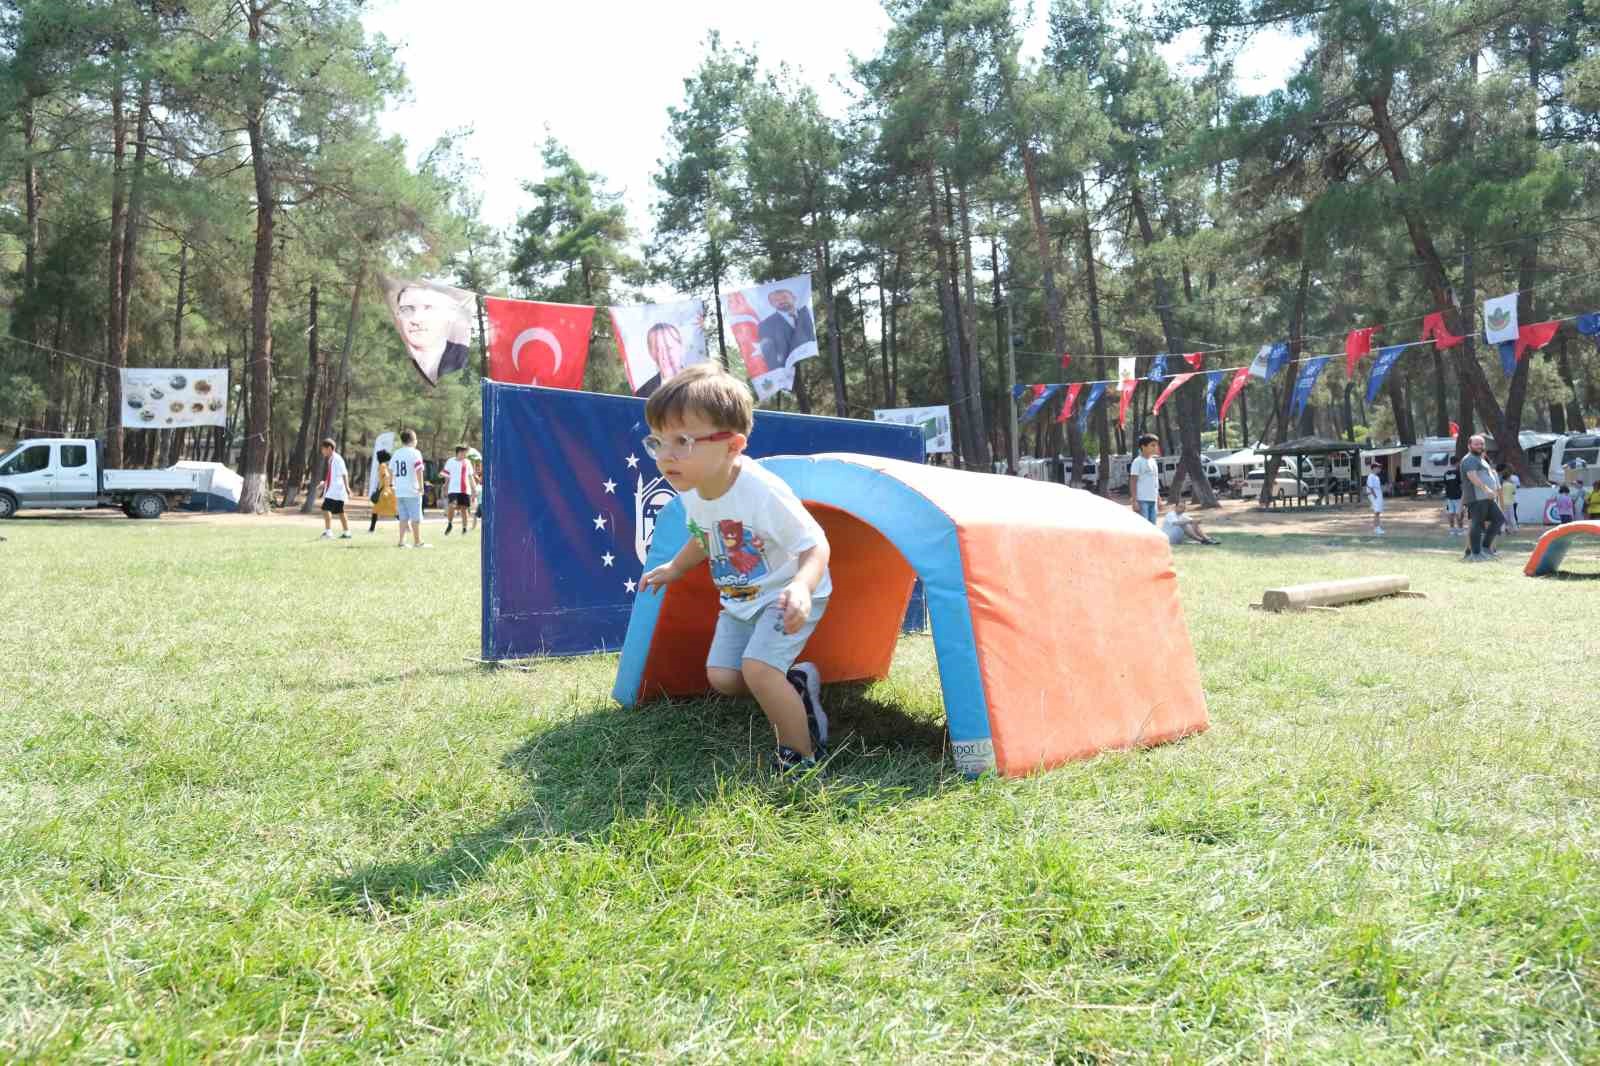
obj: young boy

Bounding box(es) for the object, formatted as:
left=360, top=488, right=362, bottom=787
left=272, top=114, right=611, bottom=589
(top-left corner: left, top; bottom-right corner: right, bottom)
left=638, top=363, right=832, bottom=773
left=389, top=429, right=430, bottom=548
left=316, top=438, right=352, bottom=539
left=1365, top=462, right=1385, bottom=536
left=440, top=445, right=476, bottom=535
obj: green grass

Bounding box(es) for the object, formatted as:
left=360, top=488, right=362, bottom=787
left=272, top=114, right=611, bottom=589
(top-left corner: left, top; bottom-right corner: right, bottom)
left=2, top=516, right=1597, bottom=1063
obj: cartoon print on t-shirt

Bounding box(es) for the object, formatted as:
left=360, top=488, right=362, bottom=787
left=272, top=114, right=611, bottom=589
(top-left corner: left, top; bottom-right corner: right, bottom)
left=708, top=518, right=770, bottom=595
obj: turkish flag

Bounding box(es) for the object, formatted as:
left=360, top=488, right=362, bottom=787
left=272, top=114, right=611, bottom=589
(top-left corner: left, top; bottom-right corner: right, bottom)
left=1345, top=326, right=1379, bottom=376
left=485, top=297, right=596, bottom=389
left=1152, top=371, right=1197, bottom=415
left=1514, top=320, right=1560, bottom=360
left=1055, top=382, right=1083, bottom=424
left=1218, top=366, right=1249, bottom=424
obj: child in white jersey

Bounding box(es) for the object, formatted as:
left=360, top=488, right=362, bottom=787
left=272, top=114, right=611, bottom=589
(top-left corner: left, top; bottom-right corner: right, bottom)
left=638, top=363, right=832, bottom=774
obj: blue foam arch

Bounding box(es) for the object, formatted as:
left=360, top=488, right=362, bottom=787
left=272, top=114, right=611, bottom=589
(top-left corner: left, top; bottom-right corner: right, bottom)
left=612, top=455, right=994, bottom=756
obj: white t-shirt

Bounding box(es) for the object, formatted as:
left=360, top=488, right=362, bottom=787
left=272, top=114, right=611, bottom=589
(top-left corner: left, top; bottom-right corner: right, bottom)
left=389, top=447, right=424, bottom=498
left=681, top=460, right=833, bottom=622
left=1160, top=511, right=1188, bottom=546
left=1366, top=472, right=1383, bottom=512
left=322, top=453, right=349, bottom=501
left=441, top=457, right=474, bottom=496
left=1130, top=454, right=1160, bottom=502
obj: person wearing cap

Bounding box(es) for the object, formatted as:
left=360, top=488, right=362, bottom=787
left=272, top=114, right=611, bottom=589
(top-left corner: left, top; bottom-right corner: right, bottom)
left=1364, top=462, right=1385, bottom=536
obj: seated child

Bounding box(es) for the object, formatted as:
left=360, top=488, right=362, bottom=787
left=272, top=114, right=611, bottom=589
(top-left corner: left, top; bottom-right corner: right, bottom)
left=638, top=364, right=832, bottom=774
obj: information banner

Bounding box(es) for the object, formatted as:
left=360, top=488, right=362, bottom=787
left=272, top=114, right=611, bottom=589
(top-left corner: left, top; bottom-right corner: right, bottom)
left=120, top=368, right=228, bottom=428
left=873, top=405, right=952, bottom=454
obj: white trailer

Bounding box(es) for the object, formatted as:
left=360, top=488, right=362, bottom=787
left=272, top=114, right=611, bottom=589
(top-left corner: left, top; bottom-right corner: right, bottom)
left=0, top=438, right=208, bottom=519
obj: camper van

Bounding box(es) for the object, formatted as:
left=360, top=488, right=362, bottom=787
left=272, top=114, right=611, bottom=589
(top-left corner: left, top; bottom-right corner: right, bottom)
left=1156, top=454, right=1226, bottom=493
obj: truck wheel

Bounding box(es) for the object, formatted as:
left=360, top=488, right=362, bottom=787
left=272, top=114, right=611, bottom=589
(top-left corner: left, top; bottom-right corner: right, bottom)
left=131, top=493, right=165, bottom=519
left=0, top=492, right=16, bottom=519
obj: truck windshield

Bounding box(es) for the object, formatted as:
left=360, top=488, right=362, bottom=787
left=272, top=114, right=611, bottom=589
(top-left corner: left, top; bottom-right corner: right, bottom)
left=0, top=444, right=51, bottom=475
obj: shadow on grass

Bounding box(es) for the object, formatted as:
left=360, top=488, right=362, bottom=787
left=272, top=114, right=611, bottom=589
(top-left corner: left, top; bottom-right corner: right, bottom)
left=324, top=684, right=950, bottom=914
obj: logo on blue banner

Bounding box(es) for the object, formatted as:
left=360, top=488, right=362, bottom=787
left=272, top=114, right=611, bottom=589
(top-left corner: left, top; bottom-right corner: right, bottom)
left=1291, top=356, right=1330, bottom=418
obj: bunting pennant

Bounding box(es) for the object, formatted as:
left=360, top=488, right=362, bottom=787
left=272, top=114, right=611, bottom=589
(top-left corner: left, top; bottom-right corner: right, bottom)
left=1515, top=320, right=1560, bottom=360
left=1182, top=352, right=1204, bottom=369
left=1483, top=293, right=1519, bottom=344
left=1291, top=356, right=1330, bottom=418
left=1576, top=312, right=1600, bottom=346
left=1148, top=354, right=1169, bottom=383
left=1497, top=340, right=1518, bottom=377
left=1021, top=384, right=1062, bottom=422
left=484, top=297, right=596, bottom=389
left=1344, top=326, right=1378, bottom=376
left=1060, top=352, right=1073, bottom=370
left=1449, top=420, right=1460, bottom=437
left=1420, top=312, right=1465, bottom=351
left=1218, top=366, right=1250, bottom=423
left=1011, top=383, right=1029, bottom=400
left=1204, top=370, right=1221, bottom=426
left=1152, top=371, right=1197, bottom=415
left=1055, top=382, right=1084, bottom=424
left=1117, top=357, right=1138, bottom=390
left=1249, top=341, right=1290, bottom=380
left=1076, top=382, right=1106, bottom=433
left=1365, top=344, right=1407, bottom=406
left=1118, top=378, right=1138, bottom=428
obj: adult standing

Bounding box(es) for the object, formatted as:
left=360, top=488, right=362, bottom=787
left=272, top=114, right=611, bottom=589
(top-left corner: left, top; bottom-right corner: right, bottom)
left=389, top=429, right=430, bottom=549
left=1130, top=434, right=1161, bottom=524
left=1460, top=434, right=1503, bottom=561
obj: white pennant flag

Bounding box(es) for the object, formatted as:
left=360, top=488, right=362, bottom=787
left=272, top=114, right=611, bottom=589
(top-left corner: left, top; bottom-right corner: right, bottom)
left=1483, top=292, right=1519, bottom=345
left=1248, top=343, right=1273, bottom=379
left=1117, top=357, right=1138, bottom=391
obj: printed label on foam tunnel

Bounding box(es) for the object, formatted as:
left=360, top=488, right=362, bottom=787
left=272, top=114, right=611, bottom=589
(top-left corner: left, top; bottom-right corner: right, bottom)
left=951, top=738, right=996, bottom=777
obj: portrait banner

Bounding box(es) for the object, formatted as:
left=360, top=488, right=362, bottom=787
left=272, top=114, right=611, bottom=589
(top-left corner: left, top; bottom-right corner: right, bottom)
left=381, top=276, right=475, bottom=386
left=873, top=404, right=952, bottom=454
left=721, top=274, right=818, bottom=401
left=120, top=368, right=228, bottom=429
left=609, top=297, right=708, bottom=398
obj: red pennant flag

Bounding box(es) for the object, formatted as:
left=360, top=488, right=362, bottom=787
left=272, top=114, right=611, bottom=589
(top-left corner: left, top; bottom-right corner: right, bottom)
left=1420, top=312, right=1465, bottom=351
left=1055, top=382, right=1083, bottom=424
left=1345, top=326, right=1379, bottom=376
left=1181, top=352, right=1203, bottom=369
left=1218, top=366, right=1250, bottom=423
left=1033, top=383, right=1048, bottom=398
left=485, top=297, right=596, bottom=389
left=1151, top=371, right=1197, bottom=415
left=1117, top=378, right=1137, bottom=428
left=1060, top=352, right=1072, bottom=370
left=1448, top=420, right=1460, bottom=437
left=1514, top=320, right=1560, bottom=360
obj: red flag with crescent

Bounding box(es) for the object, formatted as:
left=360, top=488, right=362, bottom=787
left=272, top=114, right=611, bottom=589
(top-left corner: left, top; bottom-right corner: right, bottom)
left=1218, top=366, right=1250, bottom=423
left=1345, top=326, right=1379, bottom=376
left=1055, top=382, right=1083, bottom=423
left=485, top=297, right=596, bottom=389
left=1152, top=371, right=1197, bottom=415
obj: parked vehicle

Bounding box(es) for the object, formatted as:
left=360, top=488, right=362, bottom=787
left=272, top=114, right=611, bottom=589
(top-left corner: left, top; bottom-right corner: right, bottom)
left=0, top=438, right=208, bottom=519
left=1244, top=469, right=1308, bottom=500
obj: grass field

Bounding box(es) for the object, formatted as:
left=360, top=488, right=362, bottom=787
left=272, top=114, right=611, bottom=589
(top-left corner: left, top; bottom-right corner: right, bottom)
left=3, top=515, right=1598, bottom=1063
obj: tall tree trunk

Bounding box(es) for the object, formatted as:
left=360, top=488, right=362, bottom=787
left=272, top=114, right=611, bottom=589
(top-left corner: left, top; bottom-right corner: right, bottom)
left=118, top=77, right=151, bottom=365
left=1430, top=347, right=1450, bottom=437
left=104, top=75, right=128, bottom=469
left=237, top=4, right=278, bottom=514
left=1023, top=148, right=1086, bottom=484
left=1386, top=373, right=1415, bottom=445
left=284, top=284, right=321, bottom=507
left=944, top=172, right=987, bottom=466
left=302, top=270, right=366, bottom=514
left=1556, top=336, right=1585, bottom=431
left=817, top=236, right=848, bottom=415
left=1077, top=175, right=1111, bottom=494
left=1261, top=259, right=1311, bottom=503
left=925, top=163, right=983, bottom=468
left=1129, top=177, right=1217, bottom=507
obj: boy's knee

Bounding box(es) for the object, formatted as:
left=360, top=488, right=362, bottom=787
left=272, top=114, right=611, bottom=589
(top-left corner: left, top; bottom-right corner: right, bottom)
left=707, top=667, right=744, bottom=695
left=740, top=659, right=781, bottom=689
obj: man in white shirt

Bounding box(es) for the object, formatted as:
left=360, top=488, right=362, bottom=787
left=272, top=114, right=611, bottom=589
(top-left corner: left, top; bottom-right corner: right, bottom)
left=388, top=429, right=430, bottom=549
left=316, top=438, right=352, bottom=540
left=1130, top=433, right=1161, bottom=524
left=1365, top=463, right=1385, bottom=536
left=440, top=444, right=476, bottom=536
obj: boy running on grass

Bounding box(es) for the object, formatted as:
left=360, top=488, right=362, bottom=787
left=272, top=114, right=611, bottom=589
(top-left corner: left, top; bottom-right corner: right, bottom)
left=317, top=438, right=352, bottom=539
left=638, top=363, right=831, bottom=774
left=441, top=445, right=476, bottom=535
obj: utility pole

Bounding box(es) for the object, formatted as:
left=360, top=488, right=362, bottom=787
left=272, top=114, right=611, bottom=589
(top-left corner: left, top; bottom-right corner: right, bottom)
left=1005, top=299, right=1019, bottom=474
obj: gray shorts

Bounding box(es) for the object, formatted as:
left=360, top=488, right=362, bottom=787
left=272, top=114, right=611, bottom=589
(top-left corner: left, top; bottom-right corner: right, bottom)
left=396, top=496, right=422, bottom=522
left=706, top=597, right=828, bottom=674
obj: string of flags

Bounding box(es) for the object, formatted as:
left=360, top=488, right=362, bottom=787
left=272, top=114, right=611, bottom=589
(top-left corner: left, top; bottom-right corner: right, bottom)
left=1014, top=291, right=1600, bottom=429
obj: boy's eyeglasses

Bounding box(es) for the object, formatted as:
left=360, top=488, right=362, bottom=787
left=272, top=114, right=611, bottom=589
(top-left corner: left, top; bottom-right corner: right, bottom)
left=641, top=431, right=735, bottom=460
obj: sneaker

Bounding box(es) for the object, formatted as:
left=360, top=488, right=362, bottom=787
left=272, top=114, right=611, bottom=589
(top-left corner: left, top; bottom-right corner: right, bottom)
left=1484, top=548, right=1501, bottom=559
left=770, top=745, right=818, bottom=776
left=786, top=661, right=828, bottom=756
left=339, top=532, right=352, bottom=539
left=1463, top=552, right=1487, bottom=562
left=398, top=543, right=413, bottom=549
left=320, top=530, right=334, bottom=539
left=418, top=542, right=433, bottom=549
left=445, top=525, right=452, bottom=535
left=1373, top=527, right=1385, bottom=536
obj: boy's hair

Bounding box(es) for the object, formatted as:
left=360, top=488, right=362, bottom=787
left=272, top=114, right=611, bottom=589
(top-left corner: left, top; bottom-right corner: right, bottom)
left=400, top=429, right=416, bottom=445
left=1559, top=485, right=1570, bottom=493
left=1136, top=433, right=1159, bottom=448
left=644, top=362, right=754, bottom=435
left=320, top=437, right=335, bottom=451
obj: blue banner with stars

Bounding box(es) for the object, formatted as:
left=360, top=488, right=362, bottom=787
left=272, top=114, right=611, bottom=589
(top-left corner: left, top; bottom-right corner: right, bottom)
left=482, top=382, right=927, bottom=659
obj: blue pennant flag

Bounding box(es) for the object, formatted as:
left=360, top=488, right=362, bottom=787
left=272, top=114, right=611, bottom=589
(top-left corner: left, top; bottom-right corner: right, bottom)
left=1149, top=354, right=1169, bottom=383
left=1268, top=342, right=1292, bottom=379
left=1497, top=341, right=1517, bottom=377
left=1204, top=371, right=1221, bottom=426
left=1020, top=384, right=1062, bottom=422
left=1577, top=313, right=1600, bottom=349
left=1291, top=356, right=1330, bottom=418
left=1076, top=382, right=1107, bottom=433
left=1011, top=383, right=1029, bottom=400
left=1365, top=345, right=1407, bottom=405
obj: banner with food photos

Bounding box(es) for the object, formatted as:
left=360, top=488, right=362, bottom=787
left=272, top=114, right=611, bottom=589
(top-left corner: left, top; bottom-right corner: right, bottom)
left=874, top=405, right=951, bottom=454
left=120, top=368, right=228, bottom=428
left=721, top=274, right=818, bottom=401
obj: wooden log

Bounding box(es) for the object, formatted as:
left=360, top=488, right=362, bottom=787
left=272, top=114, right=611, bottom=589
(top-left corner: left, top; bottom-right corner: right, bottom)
left=1257, top=574, right=1416, bottom=613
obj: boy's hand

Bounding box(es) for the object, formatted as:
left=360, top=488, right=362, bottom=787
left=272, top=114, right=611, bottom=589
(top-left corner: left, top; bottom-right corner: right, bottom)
left=776, top=581, right=811, bottom=634
left=639, top=562, right=681, bottom=593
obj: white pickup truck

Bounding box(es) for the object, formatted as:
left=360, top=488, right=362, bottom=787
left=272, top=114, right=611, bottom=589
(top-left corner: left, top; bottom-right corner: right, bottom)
left=0, top=438, right=209, bottom=519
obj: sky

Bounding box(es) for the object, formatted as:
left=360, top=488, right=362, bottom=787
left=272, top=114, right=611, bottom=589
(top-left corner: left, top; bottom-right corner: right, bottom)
left=369, top=0, right=1302, bottom=254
